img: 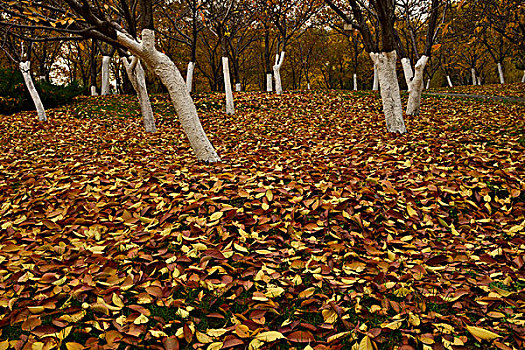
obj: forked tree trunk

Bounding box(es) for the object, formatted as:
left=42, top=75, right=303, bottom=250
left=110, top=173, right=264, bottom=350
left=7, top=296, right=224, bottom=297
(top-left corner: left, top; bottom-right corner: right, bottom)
left=101, top=55, right=111, bottom=95
left=122, top=56, right=157, bottom=133
left=372, top=64, right=379, bottom=90
left=446, top=75, right=453, bottom=87
left=497, top=62, right=505, bottom=84
left=353, top=74, right=357, bottom=91
left=266, top=73, right=273, bottom=92
left=406, top=56, right=429, bottom=116
left=117, top=29, right=220, bottom=162
left=20, top=61, right=46, bottom=121
left=273, top=51, right=285, bottom=95
left=471, top=68, right=477, bottom=85
left=222, top=57, right=235, bottom=115
left=186, top=62, right=195, bottom=93
left=370, top=51, right=406, bottom=134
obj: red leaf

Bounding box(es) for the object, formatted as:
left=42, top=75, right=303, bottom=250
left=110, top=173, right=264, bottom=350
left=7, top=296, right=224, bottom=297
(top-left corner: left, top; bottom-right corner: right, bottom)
left=287, top=330, right=314, bottom=343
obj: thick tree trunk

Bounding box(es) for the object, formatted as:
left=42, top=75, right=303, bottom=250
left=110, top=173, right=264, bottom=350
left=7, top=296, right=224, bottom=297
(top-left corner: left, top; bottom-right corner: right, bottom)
left=497, top=62, right=505, bottom=84
left=20, top=61, right=47, bottom=122
left=122, top=56, right=157, bottom=133
left=471, top=68, right=477, bottom=85
left=266, top=73, right=273, bottom=92
left=372, top=64, right=379, bottom=90
left=353, top=73, right=358, bottom=91
left=446, top=75, right=453, bottom=87
left=101, top=55, right=111, bottom=95
left=273, top=51, right=285, bottom=95
left=406, top=55, right=429, bottom=116
left=117, top=29, right=220, bottom=162
left=222, top=57, right=235, bottom=115
left=370, top=52, right=406, bottom=134
left=186, top=62, right=195, bottom=93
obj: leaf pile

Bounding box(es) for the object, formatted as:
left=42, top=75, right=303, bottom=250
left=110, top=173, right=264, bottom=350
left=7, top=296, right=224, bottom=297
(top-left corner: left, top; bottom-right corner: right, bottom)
left=0, top=90, right=524, bottom=350
left=430, top=82, right=525, bottom=98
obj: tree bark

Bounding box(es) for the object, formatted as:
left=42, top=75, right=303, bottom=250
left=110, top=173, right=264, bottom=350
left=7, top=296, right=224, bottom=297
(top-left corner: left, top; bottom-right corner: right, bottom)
left=353, top=73, right=357, bottom=91
left=235, top=83, right=241, bottom=92
left=122, top=56, right=157, bottom=133
left=471, top=68, right=477, bottom=85
left=117, top=29, right=220, bottom=162
left=372, top=64, right=379, bottom=90
left=20, top=61, right=47, bottom=121
left=522, top=70, right=525, bottom=83
left=401, top=58, right=414, bottom=90
left=273, top=51, right=285, bottom=95
left=370, top=51, right=406, bottom=134
left=406, top=55, right=429, bottom=116
left=426, top=78, right=431, bottom=89
left=186, top=62, right=195, bottom=93
left=497, top=62, right=505, bottom=84
left=446, top=75, right=453, bottom=87
left=266, top=73, right=273, bottom=92
left=101, top=55, right=111, bottom=95
left=222, top=57, right=235, bottom=115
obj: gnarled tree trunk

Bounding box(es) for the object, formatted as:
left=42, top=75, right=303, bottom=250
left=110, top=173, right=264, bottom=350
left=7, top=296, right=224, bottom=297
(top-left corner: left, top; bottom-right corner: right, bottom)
left=117, top=29, right=220, bottom=162
left=406, top=56, right=429, bottom=116
left=370, top=51, right=406, bottom=134
left=20, top=61, right=46, bottom=121
left=273, top=51, right=285, bottom=95
left=122, top=56, right=157, bottom=133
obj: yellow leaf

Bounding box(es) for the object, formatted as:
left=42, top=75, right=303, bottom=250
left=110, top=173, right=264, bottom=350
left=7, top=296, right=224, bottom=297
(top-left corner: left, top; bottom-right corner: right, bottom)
left=265, top=287, right=285, bottom=298
left=255, top=331, right=285, bottom=342
left=196, top=331, right=213, bottom=343
left=207, top=343, right=223, bottom=350
left=266, top=190, right=273, bottom=202
left=299, top=287, right=316, bottom=299
left=209, top=211, right=223, bottom=221
left=133, top=313, right=149, bottom=325
left=235, top=324, right=251, bottom=338
left=31, top=343, right=44, bottom=350
left=381, top=319, right=403, bottom=330
left=359, top=335, right=374, bottom=350
left=466, top=325, right=500, bottom=340
left=0, top=341, right=8, bottom=350
left=206, top=328, right=228, bottom=337
left=112, top=294, right=124, bottom=308
left=407, top=203, right=417, bottom=217
left=65, top=343, right=84, bottom=350
left=327, top=331, right=351, bottom=343
left=248, top=339, right=264, bottom=350
left=322, top=309, right=338, bottom=323
left=149, top=330, right=167, bottom=337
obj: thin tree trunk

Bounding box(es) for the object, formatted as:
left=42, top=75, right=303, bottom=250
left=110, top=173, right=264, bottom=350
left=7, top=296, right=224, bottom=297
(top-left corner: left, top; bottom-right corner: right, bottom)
left=446, top=75, right=453, bottom=87
left=401, top=58, right=414, bottom=90
left=186, top=62, right=195, bottom=93
left=471, top=68, right=477, bottom=85
left=235, top=83, right=241, bottom=92
left=222, top=56, right=235, bottom=115
left=117, top=29, right=220, bottom=162
left=353, top=73, right=357, bottom=91
left=372, top=64, right=379, bottom=90
left=20, top=61, right=46, bottom=121
left=122, top=56, right=157, bottom=133
left=101, top=55, right=111, bottom=95
left=497, top=62, right=505, bottom=84
left=266, top=73, right=273, bottom=92
left=406, top=55, right=429, bottom=116
left=273, top=51, right=285, bottom=95
left=477, top=76, right=482, bottom=85
left=370, top=51, right=406, bottom=134
left=522, top=70, right=525, bottom=83
left=426, top=78, right=431, bottom=89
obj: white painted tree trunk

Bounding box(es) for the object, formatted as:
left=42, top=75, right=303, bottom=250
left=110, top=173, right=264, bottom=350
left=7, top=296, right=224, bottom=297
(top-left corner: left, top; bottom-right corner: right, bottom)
left=471, top=68, right=477, bottom=85
left=477, top=76, right=482, bottom=85
left=497, top=62, right=505, bottom=84
left=91, top=86, right=98, bottom=96
left=116, top=29, right=220, bottom=162
left=235, top=83, right=241, bottom=92
left=406, top=55, right=429, bottom=116
left=426, top=78, right=431, bottom=90
left=401, top=58, right=414, bottom=91
left=20, top=61, right=46, bottom=122
left=353, top=74, right=357, bottom=91
left=186, top=62, right=195, bottom=93
left=39, top=76, right=45, bottom=81
left=372, top=64, right=379, bottom=90
left=446, top=75, right=453, bottom=87
left=101, top=56, right=111, bottom=95
left=222, top=57, right=235, bottom=115
left=122, top=56, right=157, bottom=133
left=307, top=83, right=311, bottom=90
left=266, top=73, right=273, bottom=92
left=522, top=70, right=525, bottom=83
left=273, top=51, right=285, bottom=95
left=370, top=52, right=406, bottom=134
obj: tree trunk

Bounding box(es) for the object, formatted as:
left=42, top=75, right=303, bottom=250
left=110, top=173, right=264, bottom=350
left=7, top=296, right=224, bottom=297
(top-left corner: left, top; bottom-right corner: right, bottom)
left=497, top=62, right=505, bottom=84
left=446, top=75, right=453, bottom=87
left=117, top=29, right=220, bottom=162
left=477, top=76, right=482, bottom=85
left=266, top=73, right=273, bottom=92
left=222, top=57, right=235, bottom=115
left=273, top=51, right=285, bottom=95
left=101, top=55, right=111, bottom=95
left=401, top=58, right=414, bottom=90
left=471, top=68, right=477, bottom=85
left=122, top=56, right=157, bottom=133
left=372, top=64, right=379, bottom=90
left=353, top=73, right=358, bottom=91
left=406, top=55, right=429, bottom=116
left=370, top=51, right=406, bottom=134
left=522, top=70, right=525, bottom=83
left=186, top=62, right=195, bottom=93
left=20, top=61, right=46, bottom=121
left=91, top=86, right=98, bottom=96
left=426, top=78, right=431, bottom=90
left=235, top=83, right=241, bottom=92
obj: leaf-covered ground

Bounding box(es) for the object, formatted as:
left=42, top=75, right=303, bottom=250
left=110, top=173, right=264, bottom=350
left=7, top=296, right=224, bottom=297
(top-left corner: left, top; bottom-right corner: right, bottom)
left=429, top=82, right=525, bottom=98
left=0, top=88, right=524, bottom=350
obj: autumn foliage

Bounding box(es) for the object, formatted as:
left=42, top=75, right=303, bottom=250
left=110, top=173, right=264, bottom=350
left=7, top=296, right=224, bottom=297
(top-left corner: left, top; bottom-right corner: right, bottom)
left=0, top=86, right=524, bottom=349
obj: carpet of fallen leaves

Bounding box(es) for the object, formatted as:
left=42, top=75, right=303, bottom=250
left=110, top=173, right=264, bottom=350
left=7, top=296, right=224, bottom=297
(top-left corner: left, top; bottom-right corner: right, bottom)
left=0, top=87, right=524, bottom=350
left=430, top=82, right=525, bottom=98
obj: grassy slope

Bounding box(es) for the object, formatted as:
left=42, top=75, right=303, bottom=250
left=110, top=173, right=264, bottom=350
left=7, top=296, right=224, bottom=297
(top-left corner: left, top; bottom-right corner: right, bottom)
left=0, top=87, right=524, bottom=350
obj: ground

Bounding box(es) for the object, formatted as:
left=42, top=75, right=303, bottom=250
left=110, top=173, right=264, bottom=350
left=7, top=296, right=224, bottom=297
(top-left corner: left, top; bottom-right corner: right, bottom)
left=0, top=85, right=524, bottom=350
